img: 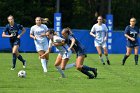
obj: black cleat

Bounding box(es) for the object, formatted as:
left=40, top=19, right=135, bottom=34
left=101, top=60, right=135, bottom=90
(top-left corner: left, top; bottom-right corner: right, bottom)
left=91, top=68, right=97, bottom=78
left=88, top=75, right=94, bottom=79
left=122, top=62, right=125, bottom=65
left=107, top=60, right=110, bottom=65
left=103, top=63, right=105, bottom=65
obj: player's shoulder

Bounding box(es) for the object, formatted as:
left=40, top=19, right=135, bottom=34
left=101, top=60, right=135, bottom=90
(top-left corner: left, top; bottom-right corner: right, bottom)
left=41, top=24, right=48, bottom=28
left=31, top=25, right=37, bottom=28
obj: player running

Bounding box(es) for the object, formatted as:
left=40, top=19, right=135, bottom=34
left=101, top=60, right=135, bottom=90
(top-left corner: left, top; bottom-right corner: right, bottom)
left=2, top=15, right=26, bottom=70
left=40, top=29, right=75, bottom=78
left=62, top=28, right=97, bottom=79
left=30, top=17, right=49, bottom=72
left=122, top=17, right=140, bottom=65
left=90, top=16, right=110, bottom=65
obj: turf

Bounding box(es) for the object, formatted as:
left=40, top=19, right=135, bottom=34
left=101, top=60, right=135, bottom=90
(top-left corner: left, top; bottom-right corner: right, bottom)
left=0, top=53, right=140, bottom=93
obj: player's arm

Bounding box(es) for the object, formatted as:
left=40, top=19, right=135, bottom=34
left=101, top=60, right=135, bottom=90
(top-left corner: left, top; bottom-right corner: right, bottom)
left=90, top=26, right=96, bottom=37
left=69, top=37, right=75, bottom=50
left=125, top=34, right=135, bottom=41
left=30, top=33, right=36, bottom=40
left=53, top=40, right=65, bottom=46
left=2, top=32, right=13, bottom=38
left=17, top=27, right=26, bottom=38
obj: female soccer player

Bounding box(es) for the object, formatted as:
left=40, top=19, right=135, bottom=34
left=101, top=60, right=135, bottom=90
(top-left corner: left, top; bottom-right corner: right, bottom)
left=2, top=15, right=26, bottom=70
left=40, top=29, right=75, bottom=78
left=30, top=17, right=49, bottom=72
left=62, top=28, right=97, bottom=79
left=122, top=17, right=140, bottom=65
left=90, top=16, right=110, bottom=65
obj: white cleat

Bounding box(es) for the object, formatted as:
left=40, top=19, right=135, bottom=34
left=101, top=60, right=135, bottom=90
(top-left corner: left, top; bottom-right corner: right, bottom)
left=11, top=68, right=15, bottom=70
left=44, top=69, right=48, bottom=73
left=23, top=61, right=26, bottom=68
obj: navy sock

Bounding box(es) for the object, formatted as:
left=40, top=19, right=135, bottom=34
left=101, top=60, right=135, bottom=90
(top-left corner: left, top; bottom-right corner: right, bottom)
left=12, top=53, right=17, bottom=68
left=80, top=69, right=94, bottom=78
left=135, top=55, right=138, bottom=64
left=17, top=55, right=25, bottom=65
left=122, top=55, right=129, bottom=64
left=82, top=65, right=93, bottom=71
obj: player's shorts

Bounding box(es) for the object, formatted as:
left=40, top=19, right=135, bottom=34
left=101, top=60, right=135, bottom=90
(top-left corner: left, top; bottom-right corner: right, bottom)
left=76, top=47, right=87, bottom=57
left=127, top=41, right=139, bottom=48
left=94, top=40, right=107, bottom=48
left=10, top=39, right=20, bottom=47
left=59, top=50, right=72, bottom=59
left=34, top=40, right=48, bottom=52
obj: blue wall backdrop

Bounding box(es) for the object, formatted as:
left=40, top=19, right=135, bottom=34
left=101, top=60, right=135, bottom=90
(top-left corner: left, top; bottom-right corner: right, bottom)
left=0, top=27, right=139, bottom=54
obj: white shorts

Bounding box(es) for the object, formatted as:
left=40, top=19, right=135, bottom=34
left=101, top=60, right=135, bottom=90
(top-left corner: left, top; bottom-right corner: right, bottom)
left=34, top=40, right=48, bottom=52
left=59, top=51, right=72, bottom=59
left=94, top=40, right=107, bottom=48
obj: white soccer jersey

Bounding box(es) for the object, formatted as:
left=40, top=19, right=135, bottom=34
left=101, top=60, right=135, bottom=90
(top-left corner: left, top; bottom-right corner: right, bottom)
left=49, top=35, right=69, bottom=53
left=30, top=24, right=48, bottom=43
left=91, top=23, right=108, bottom=43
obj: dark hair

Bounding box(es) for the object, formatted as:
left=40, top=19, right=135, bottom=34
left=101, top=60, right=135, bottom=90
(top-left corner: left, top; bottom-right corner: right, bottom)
left=62, top=27, right=73, bottom=35
left=47, top=29, right=57, bottom=35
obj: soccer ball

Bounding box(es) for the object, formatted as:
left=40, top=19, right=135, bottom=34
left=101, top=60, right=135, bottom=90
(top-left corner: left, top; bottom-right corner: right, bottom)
left=18, top=70, right=26, bottom=78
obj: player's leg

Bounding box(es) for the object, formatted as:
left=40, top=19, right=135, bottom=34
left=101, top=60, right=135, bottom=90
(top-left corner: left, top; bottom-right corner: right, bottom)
left=16, top=50, right=26, bottom=68
left=11, top=45, right=19, bottom=70
left=122, top=47, right=132, bottom=65
left=76, top=55, right=97, bottom=79
left=55, top=54, right=65, bottom=78
left=96, top=46, right=105, bottom=65
left=38, top=50, right=47, bottom=72
left=103, top=46, right=110, bottom=65
left=134, top=46, right=139, bottom=65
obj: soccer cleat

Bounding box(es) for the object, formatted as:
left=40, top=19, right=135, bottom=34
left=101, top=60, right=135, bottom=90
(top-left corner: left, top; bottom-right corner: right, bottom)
left=61, top=73, right=66, bottom=78
left=107, top=60, right=110, bottom=65
left=23, top=61, right=26, bottom=68
left=44, top=69, right=48, bottom=73
left=122, top=61, right=125, bottom=65
left=11, top=68, right=15, bottom=70
left=103, top=63, right=105, bottom=65
left=88, top=75, right=94, bottom=79
left=92, top=68, right=97, bottom=78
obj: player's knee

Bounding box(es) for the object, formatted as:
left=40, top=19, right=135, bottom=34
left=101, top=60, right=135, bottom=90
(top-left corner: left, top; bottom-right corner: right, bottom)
left=61, top=67, right=65, bottom=70
left=76, top=66, right=82, bottom=70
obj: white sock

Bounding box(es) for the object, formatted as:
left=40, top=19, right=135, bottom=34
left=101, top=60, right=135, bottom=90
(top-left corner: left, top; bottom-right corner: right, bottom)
left=55, top=66, right=65, bottom=78
left=41, top=59, right=47, bottom=72
left=65, top=63, right=76, bottom=69
left=99, top=56, right=104, bottom=63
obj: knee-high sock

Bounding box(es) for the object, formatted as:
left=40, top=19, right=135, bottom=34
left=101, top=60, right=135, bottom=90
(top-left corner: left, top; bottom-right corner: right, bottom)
left=135, top=55, right=138, bottom=64
left=17, top=55, right=25, bottom=65
left=99, top=56, right=104, bottom=63
left=122, top=55, right=129, bottom=63
left=55, top=66, right=65, bottom=78
left=12, top=53, right=17, bottom=68
left=65, top=63, right=76, bottom=69
left=41, top=59, right=47, bottom=72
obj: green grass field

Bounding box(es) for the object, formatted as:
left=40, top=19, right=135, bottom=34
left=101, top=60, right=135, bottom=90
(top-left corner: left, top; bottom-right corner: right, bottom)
left=0, top=53, right=140, bottom=93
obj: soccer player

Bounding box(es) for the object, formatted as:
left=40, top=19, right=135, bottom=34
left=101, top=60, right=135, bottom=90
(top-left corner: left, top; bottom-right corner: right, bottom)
left=40, top=29, right=75, bottom=78
left=62, top=28, right=97, bottom=79
left=122, top=17, right=140, bottom=65
left=90, top=16, right=110, bottom=65
left=2, top=15, right=26, bottom=70
left=30, top=17, right=49, bottom=72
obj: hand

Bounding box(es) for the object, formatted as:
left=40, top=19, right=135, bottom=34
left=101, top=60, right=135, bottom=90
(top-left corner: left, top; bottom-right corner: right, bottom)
left=68, top=48, right=71, bottom=51
left=10, top=34, right=13, bottom=37
left=17, top=35, right=21, bottom=38
left=130, top=37, right=135, bottom=41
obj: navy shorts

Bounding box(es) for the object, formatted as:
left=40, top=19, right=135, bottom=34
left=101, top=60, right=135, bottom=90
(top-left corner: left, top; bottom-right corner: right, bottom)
left=76, top=48, right=87, bottom=58
left=127, top=41, right=139, bottom=48
left=10, top=39, right=20, bottom=48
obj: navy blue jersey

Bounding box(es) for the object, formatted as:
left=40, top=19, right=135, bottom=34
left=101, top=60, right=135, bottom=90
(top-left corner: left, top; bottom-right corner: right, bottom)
left=3, top=23, right=23, bottom=42
left=65, top=35, right=85, bottom=53
left=124, top=25, right=139, bottom=47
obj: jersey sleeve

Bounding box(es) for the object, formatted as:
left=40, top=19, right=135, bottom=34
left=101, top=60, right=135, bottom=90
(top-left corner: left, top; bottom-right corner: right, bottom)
left=43, top=24, right=48, bottom=33
left=48, top=40, right=53, bottom=48
left=3, top=25, right=8, bottom=33
left=104, top=24, right=108, bottom=32
left=17, top=24, right=24, bottom=30
left=90, top=25, right=95, bottom=33
left=30, top=27, right=34, bottom=35
left=124, top=26, right=129, bottom=34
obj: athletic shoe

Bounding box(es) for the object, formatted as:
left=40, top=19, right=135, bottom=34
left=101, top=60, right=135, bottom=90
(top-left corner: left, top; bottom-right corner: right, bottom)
left=23, top=61, right=26, bottom=68
left=11, top=68, right=15, bottom=70
left=107, top=60, right=110, bottom=65
left=92, top=68, right=97, bottom=78
left=103, top=63, right=105, bottom=65
left=88, top=75, right=94, bottom=79
left=44, top=69, right=48, bottom=73
left=62, top=73, right=66, bottom=78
